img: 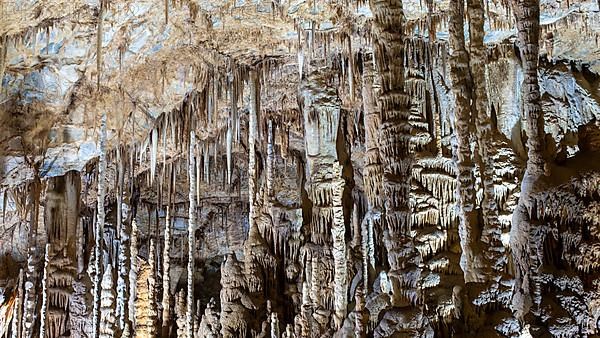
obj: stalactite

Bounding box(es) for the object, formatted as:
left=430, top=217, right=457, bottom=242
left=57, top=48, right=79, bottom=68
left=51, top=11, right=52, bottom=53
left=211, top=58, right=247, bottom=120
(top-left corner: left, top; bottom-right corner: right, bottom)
left=249, top=69, right=259, bottom=231
left=227, top=119, right=233, bottom=185
left=203, top=143, right=210, bottom=184
left=187, top=130, right=196, bottom=338
left=93, top=110, right=108, bottom=338
left=151, top=128, right=158, bottom=185
left=96, top=0, right=104, bottom=89
left=164, top=0, right=168, bottom=24
left=267, top=119, right=274, bottom=197
left=0, top=35, right=7, bottom=89
left=38, top=244, right=49, bottom=338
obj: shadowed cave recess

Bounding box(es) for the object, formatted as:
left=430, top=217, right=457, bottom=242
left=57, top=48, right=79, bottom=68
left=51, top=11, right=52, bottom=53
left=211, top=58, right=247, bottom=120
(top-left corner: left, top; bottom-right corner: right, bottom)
left=1, top=0, right=600, bottom=337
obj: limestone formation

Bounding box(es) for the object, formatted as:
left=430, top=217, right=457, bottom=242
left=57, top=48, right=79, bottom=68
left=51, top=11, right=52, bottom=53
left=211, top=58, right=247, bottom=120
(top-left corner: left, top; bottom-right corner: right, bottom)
left=1, top=1, right=600, bottom=337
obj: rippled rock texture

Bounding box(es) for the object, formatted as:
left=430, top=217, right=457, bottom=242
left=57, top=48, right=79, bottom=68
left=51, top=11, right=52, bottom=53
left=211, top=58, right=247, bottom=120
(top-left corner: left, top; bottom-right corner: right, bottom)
left=1, top=0, right=600, bottom=337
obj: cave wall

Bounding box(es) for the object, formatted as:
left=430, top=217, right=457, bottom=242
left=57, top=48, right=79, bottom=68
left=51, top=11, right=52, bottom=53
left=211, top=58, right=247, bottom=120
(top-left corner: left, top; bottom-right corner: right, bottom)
left=1, top=0, right=600, bottom=337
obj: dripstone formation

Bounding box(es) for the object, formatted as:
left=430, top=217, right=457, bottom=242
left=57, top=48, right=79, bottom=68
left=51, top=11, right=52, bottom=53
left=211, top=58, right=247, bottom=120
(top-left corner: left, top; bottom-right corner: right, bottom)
left=1, top=0, right=600, bottom=337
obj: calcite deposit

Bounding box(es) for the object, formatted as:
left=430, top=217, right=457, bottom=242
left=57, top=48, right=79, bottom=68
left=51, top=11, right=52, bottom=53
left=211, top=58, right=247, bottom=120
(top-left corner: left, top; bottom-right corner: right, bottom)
left=1, top=0, right=600, bottom=337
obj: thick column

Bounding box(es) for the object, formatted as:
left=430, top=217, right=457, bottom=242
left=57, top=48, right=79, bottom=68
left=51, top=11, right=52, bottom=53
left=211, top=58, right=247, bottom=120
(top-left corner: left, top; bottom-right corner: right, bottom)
left=448, top=0, right=486, bottom=284
left=370, top=0, right=421, bottom=309
left=510, top=0, right=547, bottom=320
left=361, top=56, right=383, bottom=293
left=43, top=172, right=81, bottom=338
left=300, top=68, right=347, bottom=328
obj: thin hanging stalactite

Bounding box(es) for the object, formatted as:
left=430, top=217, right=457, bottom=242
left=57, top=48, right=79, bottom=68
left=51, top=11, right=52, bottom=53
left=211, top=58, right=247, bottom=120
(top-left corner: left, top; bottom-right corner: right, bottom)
left=226, top=119, right=233, bottom=185
left=248, top=69, right=259, bottom=232
left=266, top=118, right=274, bottom=197
left=96, top=0, right=105, bottom=89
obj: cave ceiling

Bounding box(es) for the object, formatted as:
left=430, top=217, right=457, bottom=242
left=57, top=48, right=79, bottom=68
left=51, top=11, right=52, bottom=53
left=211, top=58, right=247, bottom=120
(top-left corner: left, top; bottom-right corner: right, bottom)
left=0, top=0, right=597, bottom=186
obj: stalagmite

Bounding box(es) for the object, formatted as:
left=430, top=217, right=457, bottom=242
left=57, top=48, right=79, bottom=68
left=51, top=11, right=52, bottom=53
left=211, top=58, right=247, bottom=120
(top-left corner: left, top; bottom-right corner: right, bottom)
left=93, top=110, right=108, bottom=338
left=175, top=290, right=186, bottom=338
left=271, top=312, right=280, bottom=338
left=99, top=263, right=116, bottom=338
left=22, top=176, right=41, bottom=338
left=116, top=240, right=129, bottom=334
left=116, top=146, right=129, bottom=333
left=38, top=244, right=50, bottom=338
left=134, top=246, right=158, bottom=338
left=129, top=219, right=139, bottom=328
left=11, top=269, right=23, bottom=338
left=197, top=298, right=220, bottom=337
left=161, top=205, right=172, bottom=337
left=187, top=131, right=196, bottom=338
left=353, top=287, right=368, bottom=338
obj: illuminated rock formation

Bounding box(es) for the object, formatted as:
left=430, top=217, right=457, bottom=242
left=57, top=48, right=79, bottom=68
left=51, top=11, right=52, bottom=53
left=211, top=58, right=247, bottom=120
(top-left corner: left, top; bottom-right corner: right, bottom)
left=0, top=1, right=600, bottom=337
